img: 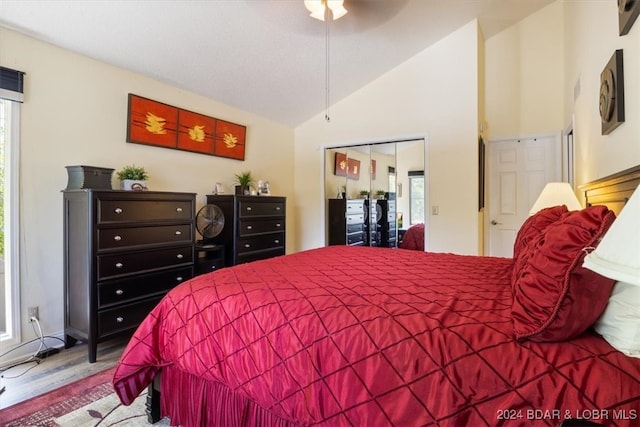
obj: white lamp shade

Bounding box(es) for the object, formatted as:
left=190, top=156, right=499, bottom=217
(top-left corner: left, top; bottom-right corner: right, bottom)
left=529, top=182, right=582, bottom=215
left=583, top=184, right=640, bottom=286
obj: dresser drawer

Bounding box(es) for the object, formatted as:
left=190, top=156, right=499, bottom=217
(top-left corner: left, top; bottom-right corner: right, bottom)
left=346, top=200, right=364, bottom=214
left=98, top=224, right=192, bottom=250
left=98, top=245, right=193, bottom=279
left=347, top=222, right=364, bottom=233
left=347, top=232, right=365, bottom=245
left=98, top=199, right=193, bottom=223
left=237, top=247, right=284, bottom=264
left=98, top=297, right=162, bottom=336
left=98, top=266, right=193, bottom=307
left=346, top=213, right=365, bottom=225
left=237, top=233, right=285, bottom=254
left=238, top=218, right=285, bottom=236
left=238, top=200, right=285, bottom=217
left=196, top=257, right=225, bottom=275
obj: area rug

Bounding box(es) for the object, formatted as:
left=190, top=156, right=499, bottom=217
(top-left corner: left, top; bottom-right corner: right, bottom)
left=0, top=366, right=170, bottom=426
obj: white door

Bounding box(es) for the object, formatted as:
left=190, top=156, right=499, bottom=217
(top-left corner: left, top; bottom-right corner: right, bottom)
left=486, top=134, right=561, bottom=257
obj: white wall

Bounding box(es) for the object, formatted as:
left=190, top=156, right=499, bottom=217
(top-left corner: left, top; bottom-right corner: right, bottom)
left=294, top=20, right=481, bottom=255
left=0, top=28, right=295, bottom=352
left=563, top=1, right=640, bottom=183
left=485, top=1, right=565, bottom=138
left=485, top=0, right=640, bottom=185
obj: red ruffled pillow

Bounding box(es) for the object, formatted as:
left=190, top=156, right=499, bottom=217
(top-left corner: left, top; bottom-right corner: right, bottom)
left=511, top=205, right=568, bottom=286
left=513, top=205, right=568, bottom=260
left=512, top=205, right=617, bottom=342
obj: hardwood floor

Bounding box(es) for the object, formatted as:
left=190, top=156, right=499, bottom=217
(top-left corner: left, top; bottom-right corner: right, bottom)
left=0, top=335, right=129, bottom=409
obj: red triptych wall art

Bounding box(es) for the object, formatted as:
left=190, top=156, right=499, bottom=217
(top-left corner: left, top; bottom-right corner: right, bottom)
left=334, top=152, right=361, bottom=180
left=127, top=94, right=246, bottom=160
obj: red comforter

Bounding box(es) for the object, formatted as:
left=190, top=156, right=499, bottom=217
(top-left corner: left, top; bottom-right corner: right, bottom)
left=113, top=246, right=640, bottom=426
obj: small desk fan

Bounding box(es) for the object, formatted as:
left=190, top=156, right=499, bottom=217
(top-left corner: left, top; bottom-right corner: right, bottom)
left=196, top=204, right=225, bottom=244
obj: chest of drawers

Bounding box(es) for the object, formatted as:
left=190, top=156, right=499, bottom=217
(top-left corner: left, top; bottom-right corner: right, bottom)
left=328, top=198, right=366, bottom=246
left=205, top=195, right=286, bottom=266
left=63, top=190, right=196, bottom=362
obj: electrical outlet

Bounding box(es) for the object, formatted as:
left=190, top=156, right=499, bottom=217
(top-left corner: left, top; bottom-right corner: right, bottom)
left=28, top=306, right=39, bottom=321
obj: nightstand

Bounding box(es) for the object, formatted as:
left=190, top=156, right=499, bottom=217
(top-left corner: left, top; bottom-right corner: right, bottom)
left=195, top=243, right=225, bottom=275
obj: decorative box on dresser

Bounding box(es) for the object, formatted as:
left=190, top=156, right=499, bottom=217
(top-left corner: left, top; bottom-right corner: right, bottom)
left=205, top=195, right=286, bottom=266
left=328, top=198, right=366, bottom=246
left=63, top=190, right=196, bottom=363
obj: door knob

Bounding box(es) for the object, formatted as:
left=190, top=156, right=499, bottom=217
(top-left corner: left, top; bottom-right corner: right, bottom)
left=491, top=220, right=502, bottom=225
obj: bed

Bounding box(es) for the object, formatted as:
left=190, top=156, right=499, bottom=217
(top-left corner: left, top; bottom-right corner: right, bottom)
left=113, top=166, right=640, bottom=427
left=399, top=223, right=425, bottom=251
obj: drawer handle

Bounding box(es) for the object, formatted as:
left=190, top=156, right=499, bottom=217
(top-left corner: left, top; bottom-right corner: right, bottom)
left=276, top=223, right=281, bottom=227
left=246, top=206, right=252, bottom=211
left=115, top=289, right=124, bottom=295
left=114, top=235, right=122, bottom=241
left=116, top=316, right=124, bottom=323
left=175, top=230, right=182, bottom=235
left=176, top=254, right=184, bottom=259
left=246, top=225, right=253, bottom=230
left=115, top=262, right=124, bottom=268
left=244, top=243, right=251, bottom=248
left=274, top=239, right=280, bottom=244
left=176, top=207, right=183, bottom=212
left=275, top=206, right=281, bottom=211
left=210, top=266, right=216, bottom=270
left=114, top=207, right=123, bottom=214
left=176, top=276, right=183, bottom=281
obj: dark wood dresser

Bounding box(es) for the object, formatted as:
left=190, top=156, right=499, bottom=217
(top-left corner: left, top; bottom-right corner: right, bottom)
left=328, top=198, right=366, bottom=246
left=205, top=195, right=286, bottom=266
left=376, top=199, right=397, bottom=247
left=63, top=190, right=196, bottom=362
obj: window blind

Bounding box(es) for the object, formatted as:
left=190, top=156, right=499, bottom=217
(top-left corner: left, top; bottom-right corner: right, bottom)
left=0, top=66, right=25, bottom=102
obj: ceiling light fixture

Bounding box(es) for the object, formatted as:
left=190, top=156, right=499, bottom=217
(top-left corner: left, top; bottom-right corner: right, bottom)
left=304, top=1, right=347, bottom=122
left=304, top=0, right=348, bottom=21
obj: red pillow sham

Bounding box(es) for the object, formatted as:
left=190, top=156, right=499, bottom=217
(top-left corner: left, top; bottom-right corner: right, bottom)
left=512, top=205, right=617, bottom=342
left=511, top=205, right=568, bottom=285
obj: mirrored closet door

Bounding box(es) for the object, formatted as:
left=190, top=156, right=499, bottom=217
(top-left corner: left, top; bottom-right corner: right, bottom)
left=325, top=139, right=425, bottom=248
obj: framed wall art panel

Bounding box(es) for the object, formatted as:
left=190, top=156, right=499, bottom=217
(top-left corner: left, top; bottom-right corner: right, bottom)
left=599, top=50, right=625, bottom=135
left=347, top=158, right=361, bottom=180
left=127, top=94, right=178, bottom=148
left=619, top=0, right=640, bottom=36
left=177, top=109, right=216, bottom=155
left=214, top=119, right=246, bottom=161
left=334, top=152, right=348, bottom=177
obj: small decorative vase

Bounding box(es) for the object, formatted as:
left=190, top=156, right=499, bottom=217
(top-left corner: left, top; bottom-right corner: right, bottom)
left=121, top=179, right=147, bottom=191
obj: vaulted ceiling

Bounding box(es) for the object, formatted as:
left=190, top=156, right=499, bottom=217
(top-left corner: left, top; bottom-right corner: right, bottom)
left=0, top=0, right=554, bottom=127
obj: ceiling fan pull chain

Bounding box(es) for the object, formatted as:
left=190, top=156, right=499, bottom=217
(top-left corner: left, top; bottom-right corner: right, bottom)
left=325, top=16, right=331, bottom=123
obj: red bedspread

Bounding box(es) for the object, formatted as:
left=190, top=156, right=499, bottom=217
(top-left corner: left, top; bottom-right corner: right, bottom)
left=113, top=246, right=640, bottom=426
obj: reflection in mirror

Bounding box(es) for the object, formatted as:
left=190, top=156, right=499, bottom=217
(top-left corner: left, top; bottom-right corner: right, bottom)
left=325, top=139, right=425, bottom=249
left=396, top=140, right=426, bottom=249
left=325, top=147, right=348, bottom=200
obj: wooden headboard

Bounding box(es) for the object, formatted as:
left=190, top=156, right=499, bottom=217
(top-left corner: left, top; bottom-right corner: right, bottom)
left=579, top=164, right=640, bottom=215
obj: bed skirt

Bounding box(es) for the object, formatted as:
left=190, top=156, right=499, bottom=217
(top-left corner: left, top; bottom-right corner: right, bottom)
left=159, top=366, right=296, bottom=427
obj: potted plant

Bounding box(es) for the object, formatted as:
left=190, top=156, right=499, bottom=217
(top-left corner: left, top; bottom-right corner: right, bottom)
left=117, top=165, right=149, bottom=190
left=376, top=189, right=386, bottom=199
left=359, top=190, right=370, bottom=199
left=234, top=171, right=254, bottom=195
